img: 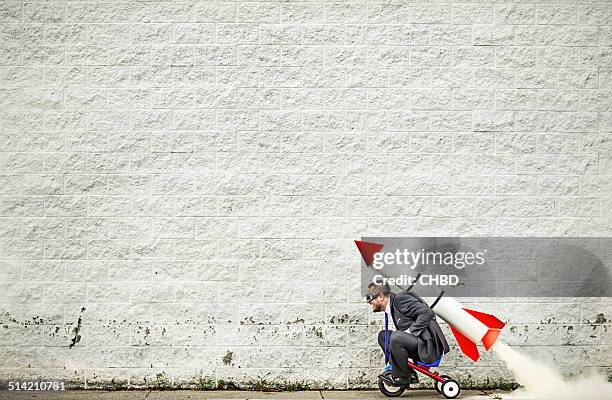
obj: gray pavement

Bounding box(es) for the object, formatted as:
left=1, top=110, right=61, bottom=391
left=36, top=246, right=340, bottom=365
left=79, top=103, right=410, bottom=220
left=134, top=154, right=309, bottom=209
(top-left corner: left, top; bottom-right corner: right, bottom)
left=0, top=390, right=511, bottom=400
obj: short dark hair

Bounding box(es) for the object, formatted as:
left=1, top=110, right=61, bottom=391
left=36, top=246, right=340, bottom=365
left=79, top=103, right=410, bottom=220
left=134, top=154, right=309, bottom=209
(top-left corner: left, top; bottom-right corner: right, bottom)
left=368, top=282, right=391, bottom=297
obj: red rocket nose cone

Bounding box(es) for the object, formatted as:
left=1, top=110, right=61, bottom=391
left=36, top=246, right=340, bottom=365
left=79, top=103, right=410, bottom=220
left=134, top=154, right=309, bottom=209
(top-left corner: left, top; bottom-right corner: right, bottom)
left=482, top=329, right=502, bottom=350
left=354, top=240, right=384, bottom=266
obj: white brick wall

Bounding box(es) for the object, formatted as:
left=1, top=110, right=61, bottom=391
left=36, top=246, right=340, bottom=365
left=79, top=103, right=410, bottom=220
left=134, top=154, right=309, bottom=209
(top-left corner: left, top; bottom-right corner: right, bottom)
left=0, top=0, right=611, bottom=390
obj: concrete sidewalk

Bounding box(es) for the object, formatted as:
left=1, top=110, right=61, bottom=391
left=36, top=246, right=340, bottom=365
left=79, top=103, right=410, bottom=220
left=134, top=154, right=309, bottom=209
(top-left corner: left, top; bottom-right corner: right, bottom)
left=0, top=389, right=511, bottom=400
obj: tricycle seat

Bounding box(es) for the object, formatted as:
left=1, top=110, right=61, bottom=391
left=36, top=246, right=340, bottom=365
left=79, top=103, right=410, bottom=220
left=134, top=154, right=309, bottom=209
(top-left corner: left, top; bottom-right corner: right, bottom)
left=416, top=354, right=444, bottom=368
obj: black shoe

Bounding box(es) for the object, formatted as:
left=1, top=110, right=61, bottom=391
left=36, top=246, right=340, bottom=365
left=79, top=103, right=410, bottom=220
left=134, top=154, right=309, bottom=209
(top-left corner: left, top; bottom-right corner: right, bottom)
left=409, top=372, right=419, bottom=384
left=380, top=375, right=410, bottom=386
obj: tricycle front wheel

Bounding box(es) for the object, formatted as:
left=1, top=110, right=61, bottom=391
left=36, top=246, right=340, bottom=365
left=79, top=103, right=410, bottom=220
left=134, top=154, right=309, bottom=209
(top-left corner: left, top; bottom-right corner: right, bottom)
left=378, top=371, right=407, bottom=397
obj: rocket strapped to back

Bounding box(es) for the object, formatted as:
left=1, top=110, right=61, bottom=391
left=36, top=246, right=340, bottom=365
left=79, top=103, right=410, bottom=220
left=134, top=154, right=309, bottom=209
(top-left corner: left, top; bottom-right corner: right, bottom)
left=356, top=240, right=506, bottom=363
left=426, top=295, right=505, bottom=362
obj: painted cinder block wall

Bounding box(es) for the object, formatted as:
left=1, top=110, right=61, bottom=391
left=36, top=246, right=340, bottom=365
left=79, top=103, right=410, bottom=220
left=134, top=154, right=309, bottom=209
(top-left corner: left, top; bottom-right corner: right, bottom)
left=1, top=0, right=611, bottom=390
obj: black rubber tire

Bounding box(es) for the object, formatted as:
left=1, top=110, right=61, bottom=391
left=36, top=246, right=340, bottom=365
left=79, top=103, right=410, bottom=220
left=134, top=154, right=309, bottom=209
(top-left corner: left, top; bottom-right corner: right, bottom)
left=434, top=374, right=452, bottom=394
left=440, top=379, right=461, bottom=399
left=378, top=371, right=407, bottom=397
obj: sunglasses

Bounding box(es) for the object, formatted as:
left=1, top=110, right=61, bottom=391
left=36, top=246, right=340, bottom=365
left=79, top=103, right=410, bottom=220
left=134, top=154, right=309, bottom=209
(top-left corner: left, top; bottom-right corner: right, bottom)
left=365, top=293, right=379, bottom=303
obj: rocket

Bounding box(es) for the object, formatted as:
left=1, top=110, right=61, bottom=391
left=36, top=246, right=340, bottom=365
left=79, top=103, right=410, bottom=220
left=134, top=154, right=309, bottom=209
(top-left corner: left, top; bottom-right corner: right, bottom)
left=428, top=296, right=505, bottom=362
left=354, top=240, right=505, bottom=363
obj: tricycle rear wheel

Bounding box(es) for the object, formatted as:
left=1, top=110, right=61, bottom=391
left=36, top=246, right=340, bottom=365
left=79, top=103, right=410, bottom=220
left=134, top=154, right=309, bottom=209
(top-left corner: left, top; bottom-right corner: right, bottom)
left=434, top=374, right=452, bottom=393
left=440, top=379, right=460, bottom=399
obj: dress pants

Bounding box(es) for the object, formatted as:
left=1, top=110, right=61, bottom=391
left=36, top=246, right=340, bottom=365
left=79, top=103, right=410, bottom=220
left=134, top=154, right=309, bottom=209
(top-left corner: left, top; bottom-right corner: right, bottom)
left=378, top=329, right=420, bottom=378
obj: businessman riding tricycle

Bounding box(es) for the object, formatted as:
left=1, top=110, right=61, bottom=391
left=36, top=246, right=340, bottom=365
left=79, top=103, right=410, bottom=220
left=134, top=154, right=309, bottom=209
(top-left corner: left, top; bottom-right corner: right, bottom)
left=366, top=282, right=460, bottom=398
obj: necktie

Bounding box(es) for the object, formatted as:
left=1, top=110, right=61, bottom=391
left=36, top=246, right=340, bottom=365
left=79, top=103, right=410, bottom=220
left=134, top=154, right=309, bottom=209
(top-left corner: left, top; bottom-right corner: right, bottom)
left=384, top=312, right=390, bottom=364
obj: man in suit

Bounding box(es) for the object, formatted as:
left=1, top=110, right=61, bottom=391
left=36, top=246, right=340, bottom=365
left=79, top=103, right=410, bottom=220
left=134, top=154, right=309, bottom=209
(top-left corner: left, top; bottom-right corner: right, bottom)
left=367, top=282, right=450, bottom=386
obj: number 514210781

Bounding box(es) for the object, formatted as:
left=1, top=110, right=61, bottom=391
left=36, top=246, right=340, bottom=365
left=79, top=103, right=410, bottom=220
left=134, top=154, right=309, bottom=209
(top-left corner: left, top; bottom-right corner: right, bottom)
left=8, top=381, right=65, bottom=390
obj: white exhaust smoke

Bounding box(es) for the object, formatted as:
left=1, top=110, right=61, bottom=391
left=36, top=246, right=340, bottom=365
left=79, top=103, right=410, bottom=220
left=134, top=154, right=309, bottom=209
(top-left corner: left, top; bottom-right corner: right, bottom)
left=492, top=341, right=612, bottom=399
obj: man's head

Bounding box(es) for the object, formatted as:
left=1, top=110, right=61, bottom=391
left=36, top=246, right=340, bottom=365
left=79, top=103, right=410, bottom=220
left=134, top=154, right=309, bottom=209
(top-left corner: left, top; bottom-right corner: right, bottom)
left=366, top=282, right=391, bottom=312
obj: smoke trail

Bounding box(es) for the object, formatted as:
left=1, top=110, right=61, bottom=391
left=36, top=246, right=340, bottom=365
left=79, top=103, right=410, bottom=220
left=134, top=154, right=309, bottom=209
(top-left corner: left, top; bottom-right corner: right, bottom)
left=492, top=342, right=612, bottom=399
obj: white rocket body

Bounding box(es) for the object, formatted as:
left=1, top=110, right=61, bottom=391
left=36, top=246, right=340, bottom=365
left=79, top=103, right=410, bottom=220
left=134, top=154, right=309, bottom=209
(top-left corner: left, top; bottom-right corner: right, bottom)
left=432, top=297, right=489, bottom=341
left=425, top=295, right=505, bottom=362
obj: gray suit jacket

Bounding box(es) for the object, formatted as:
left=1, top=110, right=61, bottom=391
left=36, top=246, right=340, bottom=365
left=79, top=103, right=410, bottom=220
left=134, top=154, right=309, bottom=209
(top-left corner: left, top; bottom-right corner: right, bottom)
left=389, top=291, right=450, bottom=364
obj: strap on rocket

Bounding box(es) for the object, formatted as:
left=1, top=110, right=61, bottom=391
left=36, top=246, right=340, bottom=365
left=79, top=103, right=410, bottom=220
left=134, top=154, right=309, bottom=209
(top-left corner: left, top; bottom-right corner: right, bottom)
left=430, top=290, right=445, bottom=309
left=405, top=273, right=421, bottom=292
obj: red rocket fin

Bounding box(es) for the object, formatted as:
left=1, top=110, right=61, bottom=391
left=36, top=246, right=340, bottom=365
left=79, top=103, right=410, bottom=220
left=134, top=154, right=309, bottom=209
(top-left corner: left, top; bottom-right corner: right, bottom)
left=463, top=308, right=505, bottom=350
left=449, top=325, right=480, bottom=362
left=482, top=328, right=502, bottom=351
left=463, top=308, right=505, bottom=330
